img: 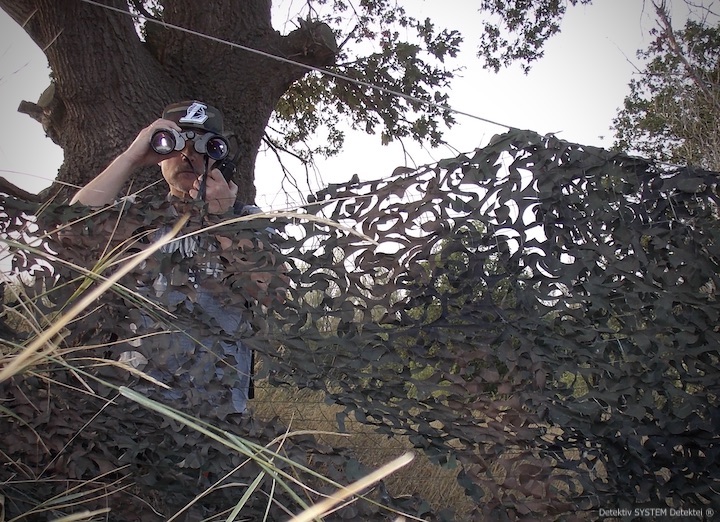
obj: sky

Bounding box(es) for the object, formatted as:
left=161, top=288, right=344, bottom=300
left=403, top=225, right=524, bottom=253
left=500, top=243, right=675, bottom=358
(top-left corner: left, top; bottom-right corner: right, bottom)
left=0, top=1, right=694, bottom=209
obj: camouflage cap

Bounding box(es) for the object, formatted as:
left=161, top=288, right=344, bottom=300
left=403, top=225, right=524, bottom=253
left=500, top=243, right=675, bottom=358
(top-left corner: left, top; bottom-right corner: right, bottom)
left=162, top=100, right=224, bottom=134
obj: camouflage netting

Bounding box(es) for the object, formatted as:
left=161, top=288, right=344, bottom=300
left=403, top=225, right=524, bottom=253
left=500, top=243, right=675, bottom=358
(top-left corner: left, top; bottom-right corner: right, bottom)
left=1, top=129, right=719, bottom=520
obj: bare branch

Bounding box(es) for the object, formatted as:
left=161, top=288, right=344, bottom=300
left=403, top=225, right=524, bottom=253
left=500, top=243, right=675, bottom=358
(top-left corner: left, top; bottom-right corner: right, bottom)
left=0, top=177, right=41, bottom=202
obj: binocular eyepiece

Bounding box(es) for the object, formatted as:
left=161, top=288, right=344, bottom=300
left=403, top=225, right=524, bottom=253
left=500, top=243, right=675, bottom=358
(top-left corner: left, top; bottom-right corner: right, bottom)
left=150, top=128, right=229, bottom=161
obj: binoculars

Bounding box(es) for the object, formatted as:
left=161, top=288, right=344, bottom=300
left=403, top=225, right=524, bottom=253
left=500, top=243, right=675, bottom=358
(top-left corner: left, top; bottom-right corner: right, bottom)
left=150, top=128, right=229, bottom=161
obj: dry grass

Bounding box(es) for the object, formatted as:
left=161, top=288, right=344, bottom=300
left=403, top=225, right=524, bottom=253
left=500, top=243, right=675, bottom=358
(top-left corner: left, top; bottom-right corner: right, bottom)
left=250, top=383, right=475, bottom=518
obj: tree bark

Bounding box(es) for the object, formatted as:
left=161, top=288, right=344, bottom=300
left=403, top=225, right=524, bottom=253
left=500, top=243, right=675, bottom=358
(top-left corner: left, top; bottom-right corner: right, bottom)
left=0, top=0, right=337, bottom=204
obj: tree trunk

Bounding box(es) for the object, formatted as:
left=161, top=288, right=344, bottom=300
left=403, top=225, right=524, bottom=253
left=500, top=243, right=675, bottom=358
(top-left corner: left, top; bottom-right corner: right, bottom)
left=0, top=0, right=337, bottom=204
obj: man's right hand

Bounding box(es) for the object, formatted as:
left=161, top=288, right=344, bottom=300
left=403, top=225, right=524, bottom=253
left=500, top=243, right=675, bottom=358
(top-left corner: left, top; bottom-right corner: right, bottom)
left=122, top=118, right=184, bottom=169
left=70, top=119, right=183, bottom=207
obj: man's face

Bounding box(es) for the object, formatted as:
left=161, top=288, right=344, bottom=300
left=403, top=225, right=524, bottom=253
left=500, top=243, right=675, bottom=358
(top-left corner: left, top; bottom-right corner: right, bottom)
left=159, top=130, right=216, bottom=198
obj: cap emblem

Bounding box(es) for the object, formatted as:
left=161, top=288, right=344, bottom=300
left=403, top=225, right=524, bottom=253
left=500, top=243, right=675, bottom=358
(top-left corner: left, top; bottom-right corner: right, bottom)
left=179, top=102, right=209, bottom=125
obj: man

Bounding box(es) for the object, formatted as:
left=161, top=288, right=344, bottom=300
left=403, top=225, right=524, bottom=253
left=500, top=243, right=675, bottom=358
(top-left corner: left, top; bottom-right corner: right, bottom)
left=72, top=100, right=265, bottom=419
left=72, top=100, right=238, bottom=214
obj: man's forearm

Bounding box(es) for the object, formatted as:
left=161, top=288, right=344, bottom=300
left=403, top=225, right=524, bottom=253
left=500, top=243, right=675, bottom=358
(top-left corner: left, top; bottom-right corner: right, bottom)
left=70, top=152, right=138, bottom=206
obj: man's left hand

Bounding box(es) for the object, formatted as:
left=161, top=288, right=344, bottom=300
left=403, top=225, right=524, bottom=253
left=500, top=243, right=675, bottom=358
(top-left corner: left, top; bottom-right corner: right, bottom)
left=190, top=168, right=238, bottom=214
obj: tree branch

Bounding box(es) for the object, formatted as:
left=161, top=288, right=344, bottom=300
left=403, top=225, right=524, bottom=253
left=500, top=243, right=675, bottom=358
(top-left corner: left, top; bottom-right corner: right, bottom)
left=281, top=20, right=339, bottom=68
left=0, top=177, right=41, bottom=202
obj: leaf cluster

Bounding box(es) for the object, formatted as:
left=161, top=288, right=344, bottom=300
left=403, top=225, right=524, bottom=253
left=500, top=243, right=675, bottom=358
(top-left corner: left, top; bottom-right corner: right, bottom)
left=613, top=17, right=720, bottom=169
left=270, top=1, right=461, bottom=161
left=477, top=0, right=592, bottom=72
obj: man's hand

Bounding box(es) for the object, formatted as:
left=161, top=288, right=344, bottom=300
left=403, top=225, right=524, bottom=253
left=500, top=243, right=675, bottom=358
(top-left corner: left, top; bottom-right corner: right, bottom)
left=70, top=118, right=184, bottom=207
left=190, top=168, right=238, bottom=214
left=123, top=118, right=185, bottom=169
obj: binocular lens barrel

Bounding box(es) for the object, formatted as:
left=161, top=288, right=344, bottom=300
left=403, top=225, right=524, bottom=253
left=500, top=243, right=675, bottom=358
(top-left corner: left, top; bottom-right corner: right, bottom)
left=150, top=130, right=177, bottom=154
left=150, top=129, right=229, bottom=161
left=205, top=137, right=228, bottom=161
